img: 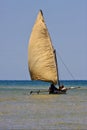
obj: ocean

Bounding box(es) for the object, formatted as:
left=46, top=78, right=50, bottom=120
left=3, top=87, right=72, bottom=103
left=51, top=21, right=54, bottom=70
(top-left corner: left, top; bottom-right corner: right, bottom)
left=0, top=80, right=87, bottom=130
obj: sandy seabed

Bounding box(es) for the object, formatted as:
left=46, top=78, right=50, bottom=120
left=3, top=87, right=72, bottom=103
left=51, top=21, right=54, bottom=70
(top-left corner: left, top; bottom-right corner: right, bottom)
left=0, top=90, right=87, bottom=129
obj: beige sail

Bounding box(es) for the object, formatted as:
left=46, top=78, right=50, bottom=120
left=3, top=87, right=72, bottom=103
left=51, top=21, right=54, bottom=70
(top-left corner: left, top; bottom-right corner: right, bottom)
left=28, top=10, right=58, bottom=84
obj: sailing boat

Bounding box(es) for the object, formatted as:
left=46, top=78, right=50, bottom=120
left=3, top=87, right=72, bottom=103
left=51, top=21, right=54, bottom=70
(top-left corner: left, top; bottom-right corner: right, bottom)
left=28, top=10, right=67, bottom=94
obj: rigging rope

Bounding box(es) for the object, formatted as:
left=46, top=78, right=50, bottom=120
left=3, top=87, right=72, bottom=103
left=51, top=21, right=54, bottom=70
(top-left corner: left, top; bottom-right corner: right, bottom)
left=57, top=51, right=75, bottom=80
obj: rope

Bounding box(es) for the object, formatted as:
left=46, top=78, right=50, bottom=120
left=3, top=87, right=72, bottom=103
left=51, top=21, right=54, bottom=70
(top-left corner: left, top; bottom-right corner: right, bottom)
left=57, top=51, right=75, bottom=80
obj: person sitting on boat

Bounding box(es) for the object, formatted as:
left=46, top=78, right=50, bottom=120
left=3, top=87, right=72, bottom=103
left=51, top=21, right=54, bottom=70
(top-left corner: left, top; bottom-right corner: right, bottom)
left=59, top=85, right=67, bottom=92
left=49, top=83, right=58, bottom=94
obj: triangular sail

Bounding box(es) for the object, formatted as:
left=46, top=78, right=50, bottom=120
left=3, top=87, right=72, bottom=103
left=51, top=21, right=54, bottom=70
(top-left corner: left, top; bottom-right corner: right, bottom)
left=28, top=10, right=59, bottom=84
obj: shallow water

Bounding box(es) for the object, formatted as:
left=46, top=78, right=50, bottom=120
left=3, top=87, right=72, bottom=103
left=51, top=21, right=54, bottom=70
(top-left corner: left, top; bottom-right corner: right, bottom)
left=0, top=80, right=87, bottom=129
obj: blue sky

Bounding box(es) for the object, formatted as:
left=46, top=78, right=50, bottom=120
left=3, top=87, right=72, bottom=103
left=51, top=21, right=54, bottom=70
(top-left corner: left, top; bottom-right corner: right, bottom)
left=0, top=0, right=87, bottom=80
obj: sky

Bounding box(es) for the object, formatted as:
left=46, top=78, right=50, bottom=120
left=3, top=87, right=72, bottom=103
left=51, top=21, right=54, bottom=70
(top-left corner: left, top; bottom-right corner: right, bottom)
left=0, top=0, right=87, bottom=80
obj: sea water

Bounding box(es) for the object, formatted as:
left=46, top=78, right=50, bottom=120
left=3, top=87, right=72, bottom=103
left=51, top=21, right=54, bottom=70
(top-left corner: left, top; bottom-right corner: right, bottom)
left=0, top=80, right=87, bottom=129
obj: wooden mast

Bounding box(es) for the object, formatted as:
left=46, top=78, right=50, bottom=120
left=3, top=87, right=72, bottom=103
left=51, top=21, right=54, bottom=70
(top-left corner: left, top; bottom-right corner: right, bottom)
left=54, top=49, right=60, bottom=87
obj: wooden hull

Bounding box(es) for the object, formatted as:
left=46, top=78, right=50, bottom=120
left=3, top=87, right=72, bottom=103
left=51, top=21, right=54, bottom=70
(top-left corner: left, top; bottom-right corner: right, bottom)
left=30, top=89, right=67, bottom=95
left=49, top=90, right=67, bottom=94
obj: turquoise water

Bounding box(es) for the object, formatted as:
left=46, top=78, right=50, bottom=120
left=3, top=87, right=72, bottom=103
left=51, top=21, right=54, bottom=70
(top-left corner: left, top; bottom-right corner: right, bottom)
left=0, top=80, right=87, bottom=129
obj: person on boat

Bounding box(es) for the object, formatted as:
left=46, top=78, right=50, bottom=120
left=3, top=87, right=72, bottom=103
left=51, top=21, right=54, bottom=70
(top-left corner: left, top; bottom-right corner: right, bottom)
left=49, top=83, right=58, bottom=94
left=59, top=85, right=67, bottom=92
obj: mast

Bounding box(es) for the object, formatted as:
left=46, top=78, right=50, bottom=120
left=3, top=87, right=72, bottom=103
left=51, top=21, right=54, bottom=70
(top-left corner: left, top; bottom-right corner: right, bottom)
left=54, top=49, right=60, bottom=87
